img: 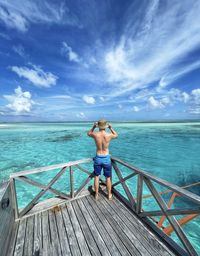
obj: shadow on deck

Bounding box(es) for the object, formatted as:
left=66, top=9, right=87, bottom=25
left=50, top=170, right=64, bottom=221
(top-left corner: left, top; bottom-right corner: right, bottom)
left=9, top=193, right=175, bottom=256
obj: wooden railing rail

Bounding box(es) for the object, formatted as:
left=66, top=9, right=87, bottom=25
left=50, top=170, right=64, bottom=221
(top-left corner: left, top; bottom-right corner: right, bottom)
left=10, top=158, right=93, bottom=219
left=110, top=157, right=200, bottom=256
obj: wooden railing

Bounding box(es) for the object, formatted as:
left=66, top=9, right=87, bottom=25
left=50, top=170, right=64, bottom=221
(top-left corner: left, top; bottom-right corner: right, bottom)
left=9, top=157, right=200, bottom=256
left=10, top=158, right=94, bottom=219
left=110, top=157, right=200, bottom=256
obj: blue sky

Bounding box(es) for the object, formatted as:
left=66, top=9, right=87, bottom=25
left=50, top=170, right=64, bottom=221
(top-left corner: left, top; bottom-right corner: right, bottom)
left=0, top=0, right=200, bottom=121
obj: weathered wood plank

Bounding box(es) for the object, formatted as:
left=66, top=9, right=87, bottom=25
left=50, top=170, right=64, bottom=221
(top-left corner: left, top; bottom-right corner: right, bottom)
left=48, top=209, right=62, bottom=256
left=14, top=218, right=27, bottom=256
left=33, top=213, right=42, bottom=256
left=87, top=195, right=142, bottom=256
left=101, top=194, right=171, bottom=256
left=112, top=161, right=136, bottom=208
left=6, top=221, right=20, bottom=256
left=139, top=208, right=200, bottom=217
left=75, top=164, right=92, bottom=175
left=23, top=215, right=34, bottom=256
left=112, top=195, right=176, bottom=256
left=19, top=167, right=67, bottom=217
left=136, top=174, right=143, bottom=214
left=112, top=172, right=137, bottom=187
left=41, top=210, right=52, bottom=256
left=10, top=158, right=93, bottom=178
left=61, top=204, right=81, bottom=256
left=10, top=178, right=19, bottom=219
left=74, top=173, right=94, bottom=198
left=111, top=157, right=200, bottom=205
left=144, top=178, right=198, bottom=256
left=83, top=196, right=131, bottom=256
left=70, top=166, right=74, bottom=198
left=77, top=198, right=114, bottom=256
left=54, top=206, right=71, bottom=256
left=16, top=176, right=70, bottom=200
left=72, top=200, right=101, bottom=256
left=99, top=194, right=152, bottom=256
left=67, top=202, right=91, bottom=255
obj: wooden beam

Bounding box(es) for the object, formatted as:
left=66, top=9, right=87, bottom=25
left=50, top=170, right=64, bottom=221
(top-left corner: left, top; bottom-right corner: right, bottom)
left=112, top=173, right=137, bottom=187
left=136, top=174, right=143, bottom=214
left=144, top=177, right=198, bottom=256
left=10, top=178, right=19, bottom=219
left=112, top=160, right=136, bottom=209
left=19, top=167, right=67, bottom=217
left=10, top=158, right=93, bottom=178
left=70, top=166, right=74, bottom=198
left=111, top=157, right=200, bottom=205
left=139, top=208, right=200, bottom=217
left=74, top=173, right=94, bottom=198
left=15, top=176, right=70, bottom=200
left=75, top=165, right=92, bottom=175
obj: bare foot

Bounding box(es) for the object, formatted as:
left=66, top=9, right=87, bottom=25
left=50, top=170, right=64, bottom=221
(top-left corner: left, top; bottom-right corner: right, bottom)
left=108, top=194, right=113, bottom=200
left=95, top=193, right=99, bottom=200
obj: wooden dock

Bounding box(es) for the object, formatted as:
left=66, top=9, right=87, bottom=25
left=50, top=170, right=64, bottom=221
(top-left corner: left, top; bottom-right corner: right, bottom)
left=9, top=193, right=176, bottom=256
left=0, top=157, right=200, bottom=256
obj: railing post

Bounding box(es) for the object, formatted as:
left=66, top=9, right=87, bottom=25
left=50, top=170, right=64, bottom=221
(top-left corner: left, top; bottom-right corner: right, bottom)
left=10, top=178, right=19, bottom=219
left=136, top=174, right=143, bottom=214
left=70, top=166, right=74, bottom=198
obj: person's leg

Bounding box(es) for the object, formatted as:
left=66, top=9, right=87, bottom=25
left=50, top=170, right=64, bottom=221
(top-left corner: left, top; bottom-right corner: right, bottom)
left=106, top=177, right=112, bottom=200
left=94, top=175, right=100, bottom=200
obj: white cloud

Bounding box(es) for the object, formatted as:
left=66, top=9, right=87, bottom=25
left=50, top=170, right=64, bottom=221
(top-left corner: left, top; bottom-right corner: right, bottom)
left=12, top=44, right=27, bottom=58
left=148, top=96, right=164, bottom=109
left=76, top=112, right=86, bottom=119
left=103, top=0, right=200, bottom=97
left=0, top=1, right=80, bottom=32
left=118, top=104, right=122, bottom=109
left=4, top=86, right=34, bottom=114
left=0, top=6, right=28, bottom=32
left=49, top=95, right=72, bottom=99
left=191, top=89, right=200, bottom=104
left=83, top=95, right=95, bottom=104
left=61, top=42, right=81, bottom=63
left=133, top=106, right=140, bottom=112
left=10, top=65, right=58, bottom=88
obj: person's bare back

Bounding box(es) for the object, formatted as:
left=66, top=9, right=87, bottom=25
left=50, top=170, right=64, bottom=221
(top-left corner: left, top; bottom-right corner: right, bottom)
left=87, top=120, right=118, bottom=200
left=87, top=122, right=118, bottom=155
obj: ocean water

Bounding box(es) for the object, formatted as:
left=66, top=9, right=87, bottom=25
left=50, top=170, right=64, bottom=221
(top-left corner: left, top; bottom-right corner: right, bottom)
left=0, top=122, right=200, bottom=253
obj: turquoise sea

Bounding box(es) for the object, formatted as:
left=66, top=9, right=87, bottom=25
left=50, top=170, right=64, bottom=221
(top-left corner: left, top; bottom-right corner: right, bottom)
left=0, top=122, right=200, bottom=253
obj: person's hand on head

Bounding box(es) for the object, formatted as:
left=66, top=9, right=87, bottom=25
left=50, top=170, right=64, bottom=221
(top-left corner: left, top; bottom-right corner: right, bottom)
left=93, top=122, right=98, bottom=128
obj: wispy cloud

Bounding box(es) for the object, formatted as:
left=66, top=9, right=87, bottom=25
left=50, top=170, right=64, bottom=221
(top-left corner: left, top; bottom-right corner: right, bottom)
left=3, top=86, right=34, bottom=114
left=10, top=64, right=58, bottom=88
left=0, top=0, right=81, bottom=32
left=61, top=42, right=81, bottom=63
left=102, top=0, right=200, bottom=97
left=12, top=44, right=27, bottom=58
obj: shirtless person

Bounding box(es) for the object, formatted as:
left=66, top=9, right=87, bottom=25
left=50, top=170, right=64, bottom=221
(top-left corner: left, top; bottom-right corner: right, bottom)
left=87, top=119, right=118, bottom=200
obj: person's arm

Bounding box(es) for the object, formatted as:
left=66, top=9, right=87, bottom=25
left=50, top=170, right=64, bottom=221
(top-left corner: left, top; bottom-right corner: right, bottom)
left=108, top=123, right=118, bottom=139
left=87, top=122, right=97, bottom=137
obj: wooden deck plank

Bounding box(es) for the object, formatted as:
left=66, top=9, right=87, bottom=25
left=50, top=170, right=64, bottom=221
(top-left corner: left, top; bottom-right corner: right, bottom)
left=54, top=207, right=72, bottom=256
left=99, top=194, right=153, bottom=256
left=41, top=210, right=52, bottom=256
left=112, top=194, right=176, bottom=256
left=48, top=209, right=62, bottom=256
left=61, top=204, right=81, bottom=256
left=72, top=200, right=102, bottom=256
left=101, top=194, right=169, bottom=256
left=87, top=195, right=142, bottom=256
left=77, top=198, right=113, bottom=256
left=14, top=218, right=27, bottom=256
left=23, top=215, right=34, bottom=256
left=83, top=196, right=131, bottom=256
left=67, top=202, right=91, bottom=256
left=33, top=213, right=42, bottom=256
left=12, top=194, right=179, bottom=256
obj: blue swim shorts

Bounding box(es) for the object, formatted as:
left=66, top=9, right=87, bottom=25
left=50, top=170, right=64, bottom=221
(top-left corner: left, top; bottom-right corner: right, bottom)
left=93, top=155, right=112, bottom=177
